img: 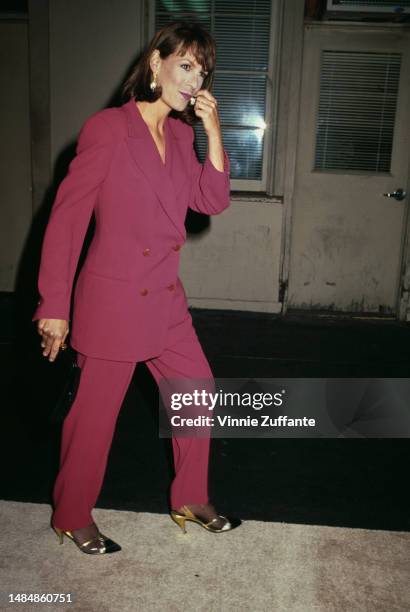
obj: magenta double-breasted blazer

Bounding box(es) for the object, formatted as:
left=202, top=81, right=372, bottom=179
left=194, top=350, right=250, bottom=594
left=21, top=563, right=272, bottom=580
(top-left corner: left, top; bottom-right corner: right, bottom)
left=31, top=96, right=231, bottom=361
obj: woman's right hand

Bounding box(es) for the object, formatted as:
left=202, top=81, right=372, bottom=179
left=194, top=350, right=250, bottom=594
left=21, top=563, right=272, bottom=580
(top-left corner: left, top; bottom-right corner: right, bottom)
left=37, top=319, right=69, bottom=362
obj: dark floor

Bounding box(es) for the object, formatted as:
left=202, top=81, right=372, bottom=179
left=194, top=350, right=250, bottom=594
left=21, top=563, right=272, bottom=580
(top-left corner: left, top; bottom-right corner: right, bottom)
left=1, top=291, right=410, bottom=532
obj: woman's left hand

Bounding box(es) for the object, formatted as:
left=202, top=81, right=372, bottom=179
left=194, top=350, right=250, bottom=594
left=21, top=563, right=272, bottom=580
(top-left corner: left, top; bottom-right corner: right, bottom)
left=192, top=90, right=221, bottom=136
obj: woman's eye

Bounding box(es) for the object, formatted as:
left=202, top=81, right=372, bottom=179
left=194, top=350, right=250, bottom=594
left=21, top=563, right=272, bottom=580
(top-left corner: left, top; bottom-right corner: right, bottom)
left=181, top=64, right=207, bottom=79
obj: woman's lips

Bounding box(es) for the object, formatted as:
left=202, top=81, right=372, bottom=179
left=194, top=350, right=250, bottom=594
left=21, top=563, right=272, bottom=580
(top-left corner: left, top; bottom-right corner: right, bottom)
left=180, top=91, right=192, bottom=101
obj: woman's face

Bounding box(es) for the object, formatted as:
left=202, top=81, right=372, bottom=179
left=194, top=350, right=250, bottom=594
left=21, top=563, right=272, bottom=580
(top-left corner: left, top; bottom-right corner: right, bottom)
left=154, top=46, right=208, bottom=111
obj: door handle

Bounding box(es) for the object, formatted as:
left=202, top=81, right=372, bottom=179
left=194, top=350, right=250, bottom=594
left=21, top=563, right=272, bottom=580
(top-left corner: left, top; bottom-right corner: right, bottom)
left=383, top=188, right=407, bottom=201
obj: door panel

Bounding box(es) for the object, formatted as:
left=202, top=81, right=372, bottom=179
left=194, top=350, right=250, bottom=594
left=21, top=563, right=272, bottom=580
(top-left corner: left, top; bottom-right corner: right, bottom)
left=288, top=26, right=410, bottom=314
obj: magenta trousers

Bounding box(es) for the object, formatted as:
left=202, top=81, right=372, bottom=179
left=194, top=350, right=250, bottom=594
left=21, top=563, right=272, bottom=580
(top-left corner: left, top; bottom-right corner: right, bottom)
left=51, top=324, right=213, bottom=531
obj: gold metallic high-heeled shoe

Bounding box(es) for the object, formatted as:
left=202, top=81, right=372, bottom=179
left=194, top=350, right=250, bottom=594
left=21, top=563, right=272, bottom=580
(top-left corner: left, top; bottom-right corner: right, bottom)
left=170, top=505, right=237, bottom=534
left=52, top=525, right=121, bottom=554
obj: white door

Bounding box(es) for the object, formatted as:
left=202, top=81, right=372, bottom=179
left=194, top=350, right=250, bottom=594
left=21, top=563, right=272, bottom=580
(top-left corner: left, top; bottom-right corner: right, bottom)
left=287, top=25, right=410, bottom=316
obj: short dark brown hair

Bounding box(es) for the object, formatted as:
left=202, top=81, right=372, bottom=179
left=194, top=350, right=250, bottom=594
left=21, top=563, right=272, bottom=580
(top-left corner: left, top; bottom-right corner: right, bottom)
left=121, top=20, right=216, bottom=125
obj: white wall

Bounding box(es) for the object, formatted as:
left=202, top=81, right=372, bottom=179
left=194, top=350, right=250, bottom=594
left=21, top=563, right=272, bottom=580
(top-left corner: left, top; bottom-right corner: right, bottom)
left=0, top=22, right=32, bottom=291
left=49, top=0, right=145, bottom=161
left=180, top=200, right=283, bottom=313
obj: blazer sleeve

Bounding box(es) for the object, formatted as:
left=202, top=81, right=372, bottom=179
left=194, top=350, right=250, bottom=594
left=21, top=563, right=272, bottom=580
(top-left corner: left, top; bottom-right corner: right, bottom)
left=31, top=113, right=116, bottom=323
left=188, top=126, right=231, bottom=215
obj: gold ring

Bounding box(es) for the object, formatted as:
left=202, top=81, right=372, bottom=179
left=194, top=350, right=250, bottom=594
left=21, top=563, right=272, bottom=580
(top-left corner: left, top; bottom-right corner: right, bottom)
left=60, top=343, right=68, bottom=350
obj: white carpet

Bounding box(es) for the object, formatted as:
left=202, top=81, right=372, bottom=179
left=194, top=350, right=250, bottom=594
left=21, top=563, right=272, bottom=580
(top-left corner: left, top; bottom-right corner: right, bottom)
left=0, top=500, right=409, bottom=612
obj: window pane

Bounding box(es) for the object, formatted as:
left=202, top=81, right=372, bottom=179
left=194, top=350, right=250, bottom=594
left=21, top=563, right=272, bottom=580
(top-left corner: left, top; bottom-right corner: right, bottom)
left=315, top=50, right=401, bottom=173
left=194, top=124, right=264, bottom=180
left=213, top=73, right=267, bottom=128
left=156, top=12, right=211, bottom=28
left=156, top=1, right=210, bottom=12
left=155, top=0, right=274, bottom=185
left=215, top=0, right=272, bottom=14
left=214, top=14, right=271, bottom=71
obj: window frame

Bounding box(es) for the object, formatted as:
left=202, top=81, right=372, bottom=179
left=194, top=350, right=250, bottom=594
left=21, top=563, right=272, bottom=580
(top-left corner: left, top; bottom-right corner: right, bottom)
left=147, top=0, right=284, bottom=194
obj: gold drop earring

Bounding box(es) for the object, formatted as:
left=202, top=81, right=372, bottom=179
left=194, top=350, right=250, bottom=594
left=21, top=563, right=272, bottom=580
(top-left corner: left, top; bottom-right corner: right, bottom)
left=150, top=70, right=158, bottom=91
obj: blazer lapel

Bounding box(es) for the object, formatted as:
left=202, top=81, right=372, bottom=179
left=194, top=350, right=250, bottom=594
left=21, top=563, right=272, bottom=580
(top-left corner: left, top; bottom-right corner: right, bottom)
left=122, top=96, right=189, bottom=241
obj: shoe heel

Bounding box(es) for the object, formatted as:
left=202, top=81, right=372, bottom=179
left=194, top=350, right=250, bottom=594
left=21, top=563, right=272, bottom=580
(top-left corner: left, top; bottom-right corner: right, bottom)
left=53, top=526, right=64, bottom=545
left=170, top=512, right=187, bottom=534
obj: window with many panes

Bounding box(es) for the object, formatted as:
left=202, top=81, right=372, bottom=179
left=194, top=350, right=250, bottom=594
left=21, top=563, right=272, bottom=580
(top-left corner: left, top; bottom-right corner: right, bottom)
left=152, top=0, right=281, bottom=192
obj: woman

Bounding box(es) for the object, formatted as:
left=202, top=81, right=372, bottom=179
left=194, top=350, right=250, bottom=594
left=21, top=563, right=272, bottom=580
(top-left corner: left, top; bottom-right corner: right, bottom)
left=32, top=20, right=239, bottom=554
